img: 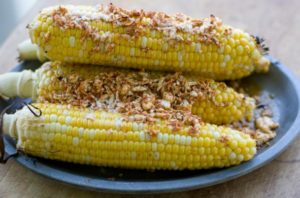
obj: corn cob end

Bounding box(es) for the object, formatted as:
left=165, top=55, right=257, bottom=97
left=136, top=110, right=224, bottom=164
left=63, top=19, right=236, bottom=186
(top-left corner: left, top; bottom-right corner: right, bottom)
left=0, top=70, right=37, bottom=99
left=255, top=56, right=270, bottom=73
left=18, top=39, right=47, bottom=62
left=3, top=113, right=17, bottom=139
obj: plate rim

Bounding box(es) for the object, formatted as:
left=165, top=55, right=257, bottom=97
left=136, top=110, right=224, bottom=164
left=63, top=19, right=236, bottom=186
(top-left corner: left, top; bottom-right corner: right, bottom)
left=3, top=56, right=300, bottom=194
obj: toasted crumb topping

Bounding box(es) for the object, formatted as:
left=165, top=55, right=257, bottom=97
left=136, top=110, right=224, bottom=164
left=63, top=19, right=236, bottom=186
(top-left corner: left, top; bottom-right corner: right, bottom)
left=226, top=81, right=279, bottom=146
left=255, top=116, right=278, bottom=144
left=38, top=63, right=227, bottom=134
left=40, top=4, right=226, bottom=46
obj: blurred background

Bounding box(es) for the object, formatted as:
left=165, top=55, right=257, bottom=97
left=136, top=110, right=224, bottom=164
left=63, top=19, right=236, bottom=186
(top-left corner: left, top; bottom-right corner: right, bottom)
left=0, top=0, right=37, bottom=45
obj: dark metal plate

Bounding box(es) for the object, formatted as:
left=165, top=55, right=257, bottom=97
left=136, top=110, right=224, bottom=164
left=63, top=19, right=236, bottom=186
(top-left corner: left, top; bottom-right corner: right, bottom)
left=2, top=56, right=300, bottom=193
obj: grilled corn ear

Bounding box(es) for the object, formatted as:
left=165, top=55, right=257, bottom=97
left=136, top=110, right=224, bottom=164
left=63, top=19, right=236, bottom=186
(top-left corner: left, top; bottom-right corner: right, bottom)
left=27, top=4, right=270, bottom=80
left=3, top=103, right=256, bottom=170
left=0, top=61, right=255, bottom=124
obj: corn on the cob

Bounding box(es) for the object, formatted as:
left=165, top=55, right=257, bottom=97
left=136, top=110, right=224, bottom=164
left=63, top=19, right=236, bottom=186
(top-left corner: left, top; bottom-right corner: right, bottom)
left=27, top=4, right=270, bottom=80
left=0, top=61, right=255, bottom=124
left=3, top=103, right=256, bottom=170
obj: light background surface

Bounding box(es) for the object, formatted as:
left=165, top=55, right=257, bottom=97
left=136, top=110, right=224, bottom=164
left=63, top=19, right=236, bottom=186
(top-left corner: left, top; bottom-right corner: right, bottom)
left=0, top=0, right=299, bottom=197
left=0, top=0, right=37, bottom=45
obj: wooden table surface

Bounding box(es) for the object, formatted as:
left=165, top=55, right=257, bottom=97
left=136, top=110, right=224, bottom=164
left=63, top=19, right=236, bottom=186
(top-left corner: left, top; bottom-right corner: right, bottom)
left=0, top=0, right=299, bottom=197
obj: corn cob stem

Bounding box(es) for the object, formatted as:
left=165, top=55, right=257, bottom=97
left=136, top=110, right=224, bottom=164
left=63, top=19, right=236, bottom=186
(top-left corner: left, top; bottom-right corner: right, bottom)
left=0, top=70, right=37, bottom=98
left=18, top=39, right=47, bottom=62
left=3, top=103, right=256, bottom=170
left=0, top=61, right=255, bottom=124
left=28, top=4, right=270, bottom=80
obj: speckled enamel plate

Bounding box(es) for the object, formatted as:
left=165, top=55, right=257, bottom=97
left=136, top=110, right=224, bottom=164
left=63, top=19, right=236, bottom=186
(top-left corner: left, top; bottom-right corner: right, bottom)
left=2, top=56, right=300, bottom=193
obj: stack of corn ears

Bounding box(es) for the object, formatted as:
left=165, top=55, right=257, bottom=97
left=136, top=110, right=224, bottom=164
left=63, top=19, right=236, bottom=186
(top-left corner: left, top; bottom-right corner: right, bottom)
left=0, top=4, right=271, bottom=170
